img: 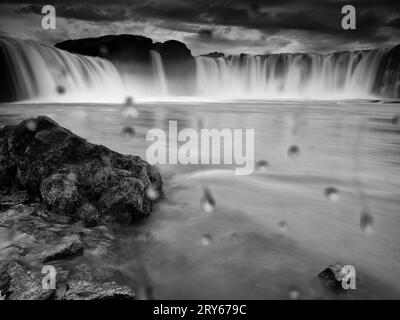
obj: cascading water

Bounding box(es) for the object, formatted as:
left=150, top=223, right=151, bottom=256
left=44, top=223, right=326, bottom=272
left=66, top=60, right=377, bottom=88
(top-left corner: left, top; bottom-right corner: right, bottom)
left=150, top=50, right=168, bottom=96
left=195, top=49, right=399, bottom=99
left=0, top=36, right=125, bottom=102
left=0, top=35, right=399, bottom=102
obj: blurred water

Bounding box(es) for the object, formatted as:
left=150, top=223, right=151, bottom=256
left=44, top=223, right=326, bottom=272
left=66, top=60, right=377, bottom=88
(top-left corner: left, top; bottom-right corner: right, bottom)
left=1, top=100, right=400, bottom=299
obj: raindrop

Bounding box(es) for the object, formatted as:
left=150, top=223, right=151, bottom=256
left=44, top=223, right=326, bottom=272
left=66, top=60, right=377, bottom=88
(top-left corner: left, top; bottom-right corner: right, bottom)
left=66, top=172, right=77, bottom=182
left=201, top=187, right=216, bottom=213
left=200, top=233, right=213, bottom=246
left=289, top=287, right=300, bottom=300
left=255, top=160, right=269, bottom=173
left=278, top=221, right=288, bottom=233
left=125, top=96, right=134, bottom=106
left=56, top=85, right=66, bottom=95
left=360, top=210, right=374, bottom=234
left=99, top=44, right=109, bottom=57
left=392, top=115, right=399, bottom=125
left=25, top=119, right=37, bottom=132
left=121, top=106, right=139, bottom=118
left=120, top=126, right=136, bottom=139
left=287, top=145, right=300, bottom=159
left=121, top=97, right=139, bottom=118
left=146, top=182, right=161, bottom=200
left=324, top=186, right=339, bottom=201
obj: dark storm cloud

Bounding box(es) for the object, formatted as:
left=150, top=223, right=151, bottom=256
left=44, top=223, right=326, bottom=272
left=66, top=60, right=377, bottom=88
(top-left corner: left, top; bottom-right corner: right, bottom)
left=15, top=3, right=133, bottom=21
left=2, top=0, right=400, bottom=53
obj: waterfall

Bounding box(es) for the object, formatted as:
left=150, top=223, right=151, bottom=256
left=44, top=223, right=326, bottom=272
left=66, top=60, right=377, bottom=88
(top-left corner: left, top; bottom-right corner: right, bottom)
left=0, top=35, right=399, bottom=102
left=195, top=49, right=400, bottom=99
left=150, top=50, right=168, bottom=96
left=0, top=36, right=125, bottom=102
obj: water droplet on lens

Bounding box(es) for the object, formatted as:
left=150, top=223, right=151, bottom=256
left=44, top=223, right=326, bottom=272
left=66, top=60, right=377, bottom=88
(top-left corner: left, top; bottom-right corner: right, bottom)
left=289, top=287, right=300, bottom=300
left=200, top=233, right=213, bottom=246
left=324, top=186, right=339, bottom=201
left=120, top=126, right=136, bottom=139
left=121, top=106, right=139, bottom=118
left=278, top=221, right=287, bottom=233
left=287, top=145, right=300, bottom=159
left=121, top=97, right=139, bottom=118
left=25, top=119, right=37, bottom=132
left=146, top=182, right=161, bottom=200
left=125, top=96, right=134, bottom=106
left=99, top=44, right=109, bottom=57
left=360, top=211, right=374, bottom=234
left=56, top=85, right=65, bottom=95
left=66, top=172, right=77, bottom=182
left=201, top=187, right=216, bottom=213
left=256, top=160, right=269, bottom=173
left=392, top=115, right=399, bottom=125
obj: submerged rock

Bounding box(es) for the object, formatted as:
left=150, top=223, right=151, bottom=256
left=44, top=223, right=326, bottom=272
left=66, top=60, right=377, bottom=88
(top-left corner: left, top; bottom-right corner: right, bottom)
left=317, top=263, right=347, bottom=292
left=0, top=261, right=55, bottom=300
left=38, top=235, right=84, bottom=263
left=0, top=116, right=162, bottom=225
left=63, top=280, right=135, bottom=300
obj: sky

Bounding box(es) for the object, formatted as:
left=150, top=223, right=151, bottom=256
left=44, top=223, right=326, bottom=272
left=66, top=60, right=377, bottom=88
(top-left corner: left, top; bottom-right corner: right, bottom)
left=0, top=0, right=399, bottom=55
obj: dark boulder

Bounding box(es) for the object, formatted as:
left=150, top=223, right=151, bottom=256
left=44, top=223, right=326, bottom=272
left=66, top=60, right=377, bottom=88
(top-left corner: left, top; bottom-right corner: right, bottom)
left=56, top=34, right=153, bottom=65
left=62, top=280, right=135, bottom=300
left=317, top=263, right=359, bottom=293
left=38, top=235, right=84, bottom=263
left=0, top=116, right=162, bottom=225
left=153, top=40, right=192, bottom=62
left=318, top=263, right=346, bottom=291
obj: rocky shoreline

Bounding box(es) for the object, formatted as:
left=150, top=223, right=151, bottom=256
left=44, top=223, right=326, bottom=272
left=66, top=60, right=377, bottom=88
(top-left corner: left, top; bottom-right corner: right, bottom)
left=0, top=116, right=162, bottom=300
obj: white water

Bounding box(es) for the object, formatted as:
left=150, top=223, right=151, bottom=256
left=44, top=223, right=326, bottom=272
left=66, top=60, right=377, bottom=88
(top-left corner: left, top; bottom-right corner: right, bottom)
left=196, top=50, right=391, bottom=99
left=0, top=36, right=125, bottom=102
left=150, top=50, right=168, bottom=96
left=1, top=36, right=399, bottom=102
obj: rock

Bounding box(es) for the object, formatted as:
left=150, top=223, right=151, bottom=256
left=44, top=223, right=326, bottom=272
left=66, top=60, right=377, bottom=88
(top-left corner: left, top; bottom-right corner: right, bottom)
left=153, top=40, right=192, bottom=62
left=0, top=116, right=162, bottom=225
left=38, top=235, right=84, bottom=263
left=0, top=261, right=55, bottom=300
left=0, top=190, right=29, bottom=209
left=41, top=173, right=81, bottom=215
left=153, top=40, right=196, bottom=95
left=201, top=52, right=225, bottom=59
left=0, top=260, right=136, bottom=300
left=0, top=204, right=35, bottom=228
left=76, top=203, right=100, bottom=227
left=56, top=34, right=154, bottom=65
left=317, top=263, right=347, bottom=292
left=62, top=280, right=135, bottom=300
left=0, top=262, right=12, bottom=298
